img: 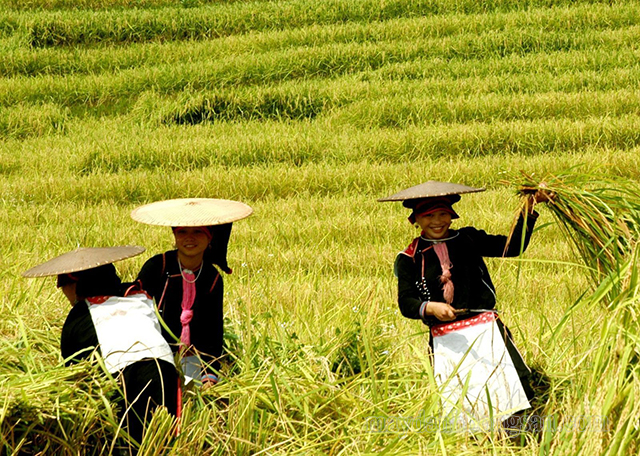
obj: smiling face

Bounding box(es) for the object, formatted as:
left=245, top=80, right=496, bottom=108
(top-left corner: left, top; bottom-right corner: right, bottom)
left=173, top=226, right=211, bottom=265
left=415, top=210, right=453, bottom=239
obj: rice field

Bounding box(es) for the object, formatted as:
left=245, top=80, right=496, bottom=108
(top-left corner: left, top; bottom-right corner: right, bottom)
left=1, top=0, right=640, bottom=454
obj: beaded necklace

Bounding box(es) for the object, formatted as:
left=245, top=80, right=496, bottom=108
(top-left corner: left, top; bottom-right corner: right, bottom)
left=179, top=260, right=203, bottom=283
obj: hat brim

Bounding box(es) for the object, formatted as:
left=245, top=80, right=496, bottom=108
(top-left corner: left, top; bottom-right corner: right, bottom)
left=23, top=246, right=145, bottom=278
left=131, top=198, right=253, bottom=227
left=378, top=181, right=485, bottom=203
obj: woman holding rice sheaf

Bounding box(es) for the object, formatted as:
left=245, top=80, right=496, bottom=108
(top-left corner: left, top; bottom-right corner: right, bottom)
left=131, top=198, right=252, bottom=388
left=379, top=181, right=550, bottom=432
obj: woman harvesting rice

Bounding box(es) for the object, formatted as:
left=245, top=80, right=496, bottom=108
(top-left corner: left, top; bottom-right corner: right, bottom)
left=131, top=198, right=252, bottom=388
left=380, top=181, right=550, bottom=432
left=22, top=246, right=178, bottom=445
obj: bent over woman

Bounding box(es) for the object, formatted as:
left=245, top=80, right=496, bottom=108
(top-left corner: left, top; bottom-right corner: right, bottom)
left=380, top=181, right=549, bottom=431
left=23, top=246, right=178, bottom=446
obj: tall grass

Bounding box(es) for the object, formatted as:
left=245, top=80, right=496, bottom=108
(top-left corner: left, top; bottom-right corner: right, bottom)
left=0, top=316, right=124, bottom=454
left=0, top=103, right=68, bottom=139
left=14, top=0, right=626, bottom=47
left=3, top=14, right=640, bottom=78
left=2, top=0, right=194, bottom=11
left=3, top=19, right=640, bottom=103
left=3, top=0, right=640, bottom=453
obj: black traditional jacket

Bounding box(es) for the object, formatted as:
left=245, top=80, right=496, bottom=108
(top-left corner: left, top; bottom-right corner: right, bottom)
left=395, top=212, right=538, bottom=327
left=136, top=250, right=224, bottom=373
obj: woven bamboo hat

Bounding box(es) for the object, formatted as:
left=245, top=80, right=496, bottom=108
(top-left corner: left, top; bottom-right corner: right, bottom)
left=378, top=181, right=485, bottom=207
left=130, top=198, right=253, bottom=227
left=23, top=246, right=145, bottom=278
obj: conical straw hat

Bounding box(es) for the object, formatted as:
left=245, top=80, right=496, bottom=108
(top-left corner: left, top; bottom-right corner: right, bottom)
left=23, top=245, right=145, bottom=278
left=378, top=181, right=485, bottom=204
left=130, top=198, right=253, bottom=227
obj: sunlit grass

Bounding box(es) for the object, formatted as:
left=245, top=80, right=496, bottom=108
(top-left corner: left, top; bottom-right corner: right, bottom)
left=2, top=0, right=640, bottom=453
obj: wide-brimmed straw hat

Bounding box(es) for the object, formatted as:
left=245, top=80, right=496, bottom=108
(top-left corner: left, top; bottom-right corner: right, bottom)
left=130, top=198, right=253, bottom=227
left=23, top=246, right=145, bottom=278
left=378, top=181, right=485, bottom=208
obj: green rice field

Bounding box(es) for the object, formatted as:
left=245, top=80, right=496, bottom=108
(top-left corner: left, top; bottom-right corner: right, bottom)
left=1, top=0, right=639, bottom=454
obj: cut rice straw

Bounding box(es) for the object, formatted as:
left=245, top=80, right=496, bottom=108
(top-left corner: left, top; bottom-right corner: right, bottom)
left=510, top=169, right=640, bottom=300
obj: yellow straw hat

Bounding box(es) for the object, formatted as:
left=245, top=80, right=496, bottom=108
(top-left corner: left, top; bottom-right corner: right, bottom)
left=23, top=246, right=145, bottom=278
left=130, top=198, right=253, bottom=227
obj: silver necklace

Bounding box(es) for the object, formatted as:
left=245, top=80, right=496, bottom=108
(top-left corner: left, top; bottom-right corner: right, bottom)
left=179, top=260, right=203, bottom=283
left=421, top=231, right=460, bottom=243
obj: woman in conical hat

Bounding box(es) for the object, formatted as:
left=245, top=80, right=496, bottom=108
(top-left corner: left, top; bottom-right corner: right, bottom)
left=23, top=246, right=178, bottom=445
left=380, top=181, right=550, bottom=433
left=131, top=198, right=252, bottom=387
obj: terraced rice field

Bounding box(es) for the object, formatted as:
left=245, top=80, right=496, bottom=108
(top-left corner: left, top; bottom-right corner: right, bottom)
left=1, top=0, right=639, bottom=454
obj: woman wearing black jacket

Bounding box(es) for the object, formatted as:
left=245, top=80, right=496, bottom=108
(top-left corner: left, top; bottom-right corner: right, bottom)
left=136, top=233, right=225, bottom=385
left=131, top=198, right=252, bottom=387
left=381, top=181, right=550, bottom=432
left=23, top=246, right=178, bottom=446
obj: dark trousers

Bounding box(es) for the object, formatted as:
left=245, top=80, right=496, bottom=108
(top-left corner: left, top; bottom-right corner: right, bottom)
left=116, top=359, right=178, bottom=444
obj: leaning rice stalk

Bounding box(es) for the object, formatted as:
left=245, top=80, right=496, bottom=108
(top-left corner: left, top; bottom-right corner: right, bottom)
left=511, top=171, right=640, bottom=298
left=136, top=408, right=177, bottom=456
left=0, top=360, right=122, bottom=455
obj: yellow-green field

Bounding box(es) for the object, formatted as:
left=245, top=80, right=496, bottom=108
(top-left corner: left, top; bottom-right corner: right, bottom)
left=1, top=0, right=639, bottom=454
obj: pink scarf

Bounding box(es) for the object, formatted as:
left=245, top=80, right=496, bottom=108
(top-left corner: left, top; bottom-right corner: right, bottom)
left=180, top=270, right=196, bottom=346
left=433, top=243, right=454, bottom=304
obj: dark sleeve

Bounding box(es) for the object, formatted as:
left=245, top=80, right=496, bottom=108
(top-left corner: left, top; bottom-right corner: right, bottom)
left=135, top=255, right=165, bottom=301
left=60, top=303, right=99, bottom=366
left=464, top=211, right=539, bottom=258
left=395, top=254, right=425, bottom=323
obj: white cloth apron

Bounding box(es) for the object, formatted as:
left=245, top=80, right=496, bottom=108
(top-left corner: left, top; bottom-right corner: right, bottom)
left=432, top=311, right=530, bottom=431
left=86, top=292, right=175, bottom=374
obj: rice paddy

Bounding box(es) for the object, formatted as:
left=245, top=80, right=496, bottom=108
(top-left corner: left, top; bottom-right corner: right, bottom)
left=1, top=0, right=640, bottom=454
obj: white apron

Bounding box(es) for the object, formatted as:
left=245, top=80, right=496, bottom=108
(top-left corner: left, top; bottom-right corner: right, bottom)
left=432, top=311, right=530, bottom=431
left=86, top=292, right=175, bottom=374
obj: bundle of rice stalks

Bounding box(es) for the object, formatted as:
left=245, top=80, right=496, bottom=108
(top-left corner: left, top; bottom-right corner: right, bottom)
left=507, top=172, right=640, bottom=455
left=514, top=171, right=640, bottom=290
left=0, top=361, right=122, bottom=455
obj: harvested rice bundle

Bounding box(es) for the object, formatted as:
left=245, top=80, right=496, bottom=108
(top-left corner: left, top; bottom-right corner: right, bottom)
left=1, top=361, right=122, bottom=453
left=515, top=171, right=640, bottom=284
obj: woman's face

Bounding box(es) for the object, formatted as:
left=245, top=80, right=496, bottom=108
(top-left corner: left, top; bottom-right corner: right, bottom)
left=60, top=282, right=77, bottom=305
left=174, top=227, right=211, bottom=261
left=415, top=210, right=452, bottom=239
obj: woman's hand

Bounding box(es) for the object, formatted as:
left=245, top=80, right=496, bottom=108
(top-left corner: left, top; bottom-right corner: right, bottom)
left=425, top=301, right=456, bottom=321
left=524, top=185, right=556, bottom=214
left=533, top=187, right=555, bottom=204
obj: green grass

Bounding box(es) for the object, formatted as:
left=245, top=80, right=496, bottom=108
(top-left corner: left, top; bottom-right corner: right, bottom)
left=2, top=0, right=640, bottom=453
left=13, top=0, right=626, bottom=47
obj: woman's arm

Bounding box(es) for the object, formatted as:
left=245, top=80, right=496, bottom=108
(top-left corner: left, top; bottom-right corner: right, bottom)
left=60, top=303, right=99, bottom=366
left=395, top=255, right=455, bottom=323
left=395, top=254, right=423, bottom=321
left=463, top=211, right=539, bottom=258
left=135, top=254, right=165, bottom=299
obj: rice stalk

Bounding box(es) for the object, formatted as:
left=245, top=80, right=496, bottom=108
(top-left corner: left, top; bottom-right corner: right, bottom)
left=0, top=359, right=123, bottom=455
left=513, top=170, right=640, bottom=298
